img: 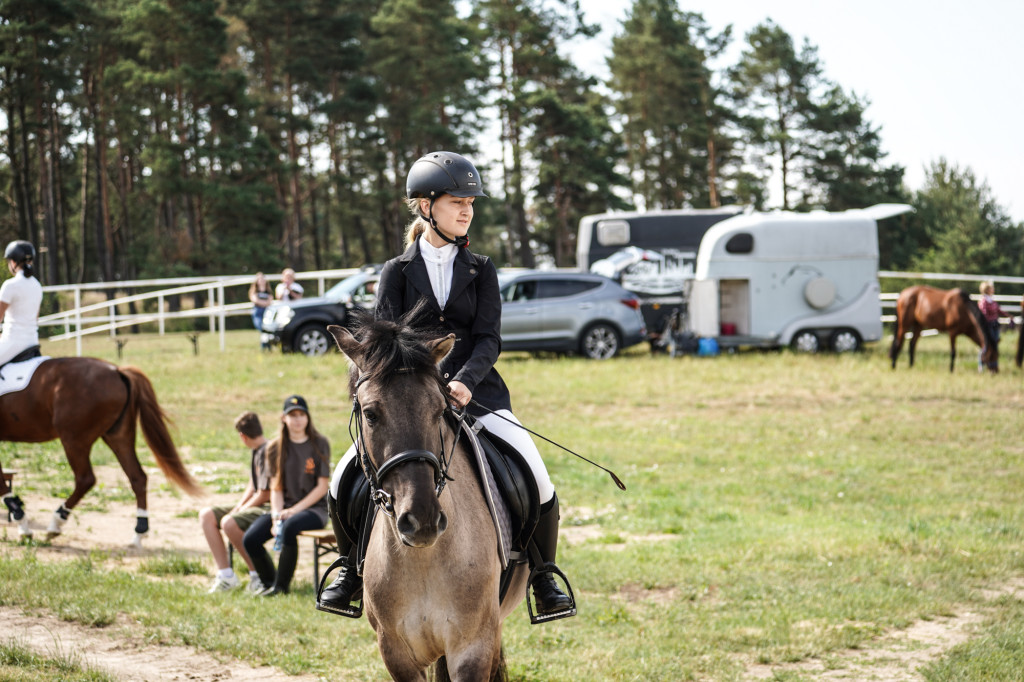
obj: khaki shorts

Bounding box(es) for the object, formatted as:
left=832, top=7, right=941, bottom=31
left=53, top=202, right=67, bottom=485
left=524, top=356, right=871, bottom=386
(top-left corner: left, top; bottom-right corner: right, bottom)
left=212, top=503, right=270, bottom=531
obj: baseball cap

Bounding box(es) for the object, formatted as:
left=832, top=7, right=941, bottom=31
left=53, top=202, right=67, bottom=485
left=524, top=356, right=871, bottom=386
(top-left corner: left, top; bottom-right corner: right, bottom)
left=282, top=395, right=309, bottom=414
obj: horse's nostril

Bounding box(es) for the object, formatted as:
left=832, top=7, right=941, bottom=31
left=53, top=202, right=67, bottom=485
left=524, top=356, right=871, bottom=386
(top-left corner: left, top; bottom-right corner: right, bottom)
left=437, top=511, right=448, bottom=534
left=397, top=512, right=418, bottom=538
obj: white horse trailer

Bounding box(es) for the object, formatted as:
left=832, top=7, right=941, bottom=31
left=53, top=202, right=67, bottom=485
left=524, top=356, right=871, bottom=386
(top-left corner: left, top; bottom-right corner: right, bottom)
left=687, top=204, right=914, bottom=352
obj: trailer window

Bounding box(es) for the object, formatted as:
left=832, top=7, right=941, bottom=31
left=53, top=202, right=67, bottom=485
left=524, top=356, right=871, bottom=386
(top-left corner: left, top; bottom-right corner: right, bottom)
left=725, top=233, right=753, bottom=254
left=596, top=220, right=630, bottom=246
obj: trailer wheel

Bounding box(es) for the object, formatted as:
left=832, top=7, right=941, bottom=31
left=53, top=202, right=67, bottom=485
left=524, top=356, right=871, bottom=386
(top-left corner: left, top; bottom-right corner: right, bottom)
left=829, top=328, right=862, bottom=353
left=790, top=330, right=820, bottom=353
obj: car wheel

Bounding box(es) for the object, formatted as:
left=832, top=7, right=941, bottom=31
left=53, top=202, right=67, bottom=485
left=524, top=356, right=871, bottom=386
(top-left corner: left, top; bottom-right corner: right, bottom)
left=580, top=323, right=620, bottom=359
left=790, top=330, right=820, bottom=353
left=829, top=328, right=862, bottom=353
left=293, top=324, right=332, bottom=357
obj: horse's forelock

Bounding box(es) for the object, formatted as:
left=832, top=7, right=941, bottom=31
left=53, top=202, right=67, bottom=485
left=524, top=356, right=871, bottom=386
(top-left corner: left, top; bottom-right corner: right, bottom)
left=349, top=315, right=443, bottom=390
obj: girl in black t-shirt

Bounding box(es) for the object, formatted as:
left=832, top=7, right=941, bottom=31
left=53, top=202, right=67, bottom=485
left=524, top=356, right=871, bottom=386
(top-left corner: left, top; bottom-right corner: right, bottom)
left=242, top=394, right=330, bottom=596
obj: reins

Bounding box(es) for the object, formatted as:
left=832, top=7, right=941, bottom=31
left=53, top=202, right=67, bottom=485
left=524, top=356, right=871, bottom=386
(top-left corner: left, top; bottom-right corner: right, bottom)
left=349, top=370, right=460, bottom=517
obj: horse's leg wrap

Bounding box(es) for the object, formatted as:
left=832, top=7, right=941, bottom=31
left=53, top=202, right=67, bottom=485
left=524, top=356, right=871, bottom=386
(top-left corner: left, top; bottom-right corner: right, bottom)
left=3, top=493, right=32, bottom=537
left=3, top=492, right=25, bottom=521
left=132, top=508, right=149, bottom=548
left=47, top=504, right=71, bottom=536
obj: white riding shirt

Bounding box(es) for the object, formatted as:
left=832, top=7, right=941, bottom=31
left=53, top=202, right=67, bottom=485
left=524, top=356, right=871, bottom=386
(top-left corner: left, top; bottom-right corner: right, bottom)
left=0, top=270, right=43, bottom=364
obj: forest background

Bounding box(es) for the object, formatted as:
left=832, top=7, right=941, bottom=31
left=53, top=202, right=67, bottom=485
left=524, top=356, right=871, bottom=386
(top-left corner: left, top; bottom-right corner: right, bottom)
left=1, top=0, right=1022, bottom=289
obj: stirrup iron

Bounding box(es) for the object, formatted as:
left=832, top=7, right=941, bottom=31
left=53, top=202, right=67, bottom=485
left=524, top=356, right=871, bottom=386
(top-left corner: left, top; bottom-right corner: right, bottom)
left=315, top=556, right=363, bottom=619
left=526, top=562, right=577, bottom=625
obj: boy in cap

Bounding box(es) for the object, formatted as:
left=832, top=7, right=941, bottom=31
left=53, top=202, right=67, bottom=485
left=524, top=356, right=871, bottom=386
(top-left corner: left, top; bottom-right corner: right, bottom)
left=199, top=411, right=272, bottom=593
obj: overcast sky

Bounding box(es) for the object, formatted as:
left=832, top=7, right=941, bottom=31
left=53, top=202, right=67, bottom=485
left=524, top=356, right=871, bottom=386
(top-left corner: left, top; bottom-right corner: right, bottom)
left=571, top=0, right=1024, bottom=223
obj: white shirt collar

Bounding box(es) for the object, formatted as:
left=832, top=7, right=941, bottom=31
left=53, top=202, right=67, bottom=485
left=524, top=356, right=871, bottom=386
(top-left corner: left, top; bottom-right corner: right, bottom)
left=419, top=234, right=457, bottom=264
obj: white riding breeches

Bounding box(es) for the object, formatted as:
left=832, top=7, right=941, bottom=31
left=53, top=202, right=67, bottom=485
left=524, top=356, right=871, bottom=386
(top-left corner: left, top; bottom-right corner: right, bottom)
left=331, top=409, right=555, bottom=505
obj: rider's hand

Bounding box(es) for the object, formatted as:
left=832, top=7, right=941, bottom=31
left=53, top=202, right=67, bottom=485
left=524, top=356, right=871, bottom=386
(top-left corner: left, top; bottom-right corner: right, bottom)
left=447, top=381, right=471, bottom=409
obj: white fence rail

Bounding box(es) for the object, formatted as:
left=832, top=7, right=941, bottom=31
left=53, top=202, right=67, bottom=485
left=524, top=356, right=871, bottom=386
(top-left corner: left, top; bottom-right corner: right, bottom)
left=37, top=269, right=1023, bottom=355
left=40, top=269, right=360, bottom=355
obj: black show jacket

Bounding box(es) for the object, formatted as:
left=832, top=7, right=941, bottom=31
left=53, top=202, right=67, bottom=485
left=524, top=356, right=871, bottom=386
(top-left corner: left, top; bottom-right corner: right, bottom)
left=375, top=240, right=512, bottom=417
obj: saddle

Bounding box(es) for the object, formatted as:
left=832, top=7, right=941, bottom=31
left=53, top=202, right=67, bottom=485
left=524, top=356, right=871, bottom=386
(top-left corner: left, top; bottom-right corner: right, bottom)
left=337, top=413, right=541, bottom=603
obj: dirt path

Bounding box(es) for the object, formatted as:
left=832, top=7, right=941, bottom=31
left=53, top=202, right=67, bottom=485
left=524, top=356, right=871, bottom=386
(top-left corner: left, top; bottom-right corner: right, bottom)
left=1, top=606, right=325, bottom=681
left=743, top=580, right=1024, bottom=681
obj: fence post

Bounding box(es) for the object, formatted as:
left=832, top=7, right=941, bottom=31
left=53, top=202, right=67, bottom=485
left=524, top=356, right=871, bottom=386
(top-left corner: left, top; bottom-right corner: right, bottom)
left=74, top=287, right=82, bottom=357
left=218, top=282, right=226, bottom=352
left=159, top=293, right=165, bottom=335
left=108, top=299, right=116, bottom=338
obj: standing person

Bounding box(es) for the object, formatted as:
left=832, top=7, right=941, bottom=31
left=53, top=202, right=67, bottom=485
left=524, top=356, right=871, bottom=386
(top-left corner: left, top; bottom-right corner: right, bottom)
left=275, top=268, right=304, bottom=301
left=978, top=281, right=1010, bottom=371
left=199, top=411, right=272, bottom=594
left=0, top=240, right=43, bottom=367
left=243, top=395, right=330, bottom=597
left=249, top=272, right=273, bottom=330
left=318, top=151, right=573, bottom=619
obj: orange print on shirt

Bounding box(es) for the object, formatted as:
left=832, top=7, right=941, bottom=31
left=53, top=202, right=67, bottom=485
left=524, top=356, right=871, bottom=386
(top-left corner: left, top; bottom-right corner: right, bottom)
left=305, top=457, right=316, bottom=474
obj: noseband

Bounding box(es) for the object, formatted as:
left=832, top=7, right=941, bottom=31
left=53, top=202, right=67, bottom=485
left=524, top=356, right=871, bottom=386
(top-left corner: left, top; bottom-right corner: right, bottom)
left=348, top=370, right=460, bottom=517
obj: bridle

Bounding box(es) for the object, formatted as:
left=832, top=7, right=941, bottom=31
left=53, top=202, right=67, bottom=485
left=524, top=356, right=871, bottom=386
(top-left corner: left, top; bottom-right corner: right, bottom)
left=348, top=369, right=461, bottom=517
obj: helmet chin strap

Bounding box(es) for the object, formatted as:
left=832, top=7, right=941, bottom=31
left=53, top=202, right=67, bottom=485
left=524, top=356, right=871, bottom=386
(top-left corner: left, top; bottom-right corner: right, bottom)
left=426, top=198, right=469, bottom=248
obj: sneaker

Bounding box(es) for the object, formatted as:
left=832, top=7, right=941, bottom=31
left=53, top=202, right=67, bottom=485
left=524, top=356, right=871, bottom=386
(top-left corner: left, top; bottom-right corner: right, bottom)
left=207, top=573, right=241, bottom=593
left=248, top=577, right=267, bottom=595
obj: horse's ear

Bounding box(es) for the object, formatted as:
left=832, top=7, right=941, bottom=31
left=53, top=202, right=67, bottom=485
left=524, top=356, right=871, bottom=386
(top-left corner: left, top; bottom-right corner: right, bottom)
left=428, top=333, right=456, bottom=365
left=328, top=325, right=364, bottom=369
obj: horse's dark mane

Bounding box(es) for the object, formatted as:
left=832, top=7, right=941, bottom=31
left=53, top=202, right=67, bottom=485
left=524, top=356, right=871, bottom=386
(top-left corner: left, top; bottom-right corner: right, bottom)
left=346, top=300, right=444, bottom=394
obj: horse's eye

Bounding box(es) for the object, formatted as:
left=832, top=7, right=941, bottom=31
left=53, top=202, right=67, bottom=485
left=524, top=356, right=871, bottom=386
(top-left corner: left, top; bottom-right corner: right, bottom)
left=363, top=409, right=378, bottom=425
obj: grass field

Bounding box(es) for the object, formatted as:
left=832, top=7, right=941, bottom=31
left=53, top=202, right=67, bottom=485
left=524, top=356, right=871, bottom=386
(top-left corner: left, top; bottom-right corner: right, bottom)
left=1, top=329, right=1023, bottom=681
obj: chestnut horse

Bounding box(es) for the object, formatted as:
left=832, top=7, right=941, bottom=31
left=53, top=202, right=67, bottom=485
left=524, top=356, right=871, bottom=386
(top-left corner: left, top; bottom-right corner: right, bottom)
left=330, top=318, right=527, bottom=682
left=0, top=357, right=202, bottom=543
left=889, top=285, right=998, bottom=372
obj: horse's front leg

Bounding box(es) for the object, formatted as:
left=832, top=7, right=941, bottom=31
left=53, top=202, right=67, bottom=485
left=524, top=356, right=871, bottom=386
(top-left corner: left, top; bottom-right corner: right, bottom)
left=948, top=333, right=958, bottom=373
left=444, top=634, right=504, bottom=682
left=47, top=441, right=98, bottom=539
left=1, top=461, right=32, bottom=538
left=377, top=638, right=429, bottom=682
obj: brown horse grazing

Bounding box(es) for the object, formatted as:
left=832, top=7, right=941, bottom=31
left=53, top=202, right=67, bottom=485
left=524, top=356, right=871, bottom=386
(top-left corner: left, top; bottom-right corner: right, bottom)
left=889, top=285, right=998, bottom=373
left=0, top=357, right=203, bottom=544
left=330, top=319, right=528, bottom=682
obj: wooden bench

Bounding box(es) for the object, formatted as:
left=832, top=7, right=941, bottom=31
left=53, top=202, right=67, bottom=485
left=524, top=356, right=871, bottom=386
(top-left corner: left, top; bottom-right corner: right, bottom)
left=2, top=471, right=14, bottom=522
left=299, top=528, right=340, bottom=585
left=226, top=527, right=339, bottom=585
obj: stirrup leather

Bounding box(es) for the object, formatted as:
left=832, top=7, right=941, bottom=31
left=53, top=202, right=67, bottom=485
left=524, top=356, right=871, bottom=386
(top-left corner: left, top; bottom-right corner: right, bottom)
left=315, top=556, right=363, bottom=619
left=526, top=562, right=577, bottom=625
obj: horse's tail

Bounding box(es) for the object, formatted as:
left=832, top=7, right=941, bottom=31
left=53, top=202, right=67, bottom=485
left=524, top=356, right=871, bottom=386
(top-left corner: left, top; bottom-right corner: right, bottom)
left=119, top=366, right=204, bottom=497
left=430, top=648, right=507, bottom=682
left=1016, top=318, right=1024, bottom=369
left=889, top=289, right=911, bottom=363
left=1017, top=296, right=1024, bottom=369
left=960, top=290, right=996, bottom=349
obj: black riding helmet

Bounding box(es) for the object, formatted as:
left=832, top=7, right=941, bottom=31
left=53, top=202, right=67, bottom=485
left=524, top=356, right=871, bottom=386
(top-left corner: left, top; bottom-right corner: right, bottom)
left=406, top=151, right=487, bottom=199
left=406, top=152, right=486, bottom=248
left=4, top=240, right=34, bottom=264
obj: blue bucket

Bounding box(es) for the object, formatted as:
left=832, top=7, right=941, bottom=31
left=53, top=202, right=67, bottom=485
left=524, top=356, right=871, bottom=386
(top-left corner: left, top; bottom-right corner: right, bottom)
left=697, top=337, right=719, bottom=357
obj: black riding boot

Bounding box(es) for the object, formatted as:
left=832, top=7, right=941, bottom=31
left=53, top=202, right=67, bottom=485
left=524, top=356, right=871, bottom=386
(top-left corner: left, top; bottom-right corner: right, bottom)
left=316, top=494, right=363, bottom=617
left=248, top=547, right=276, bottom=591
left=530, top=494, right=575, bottom=619
left=260, top=544, right=297, bottom=596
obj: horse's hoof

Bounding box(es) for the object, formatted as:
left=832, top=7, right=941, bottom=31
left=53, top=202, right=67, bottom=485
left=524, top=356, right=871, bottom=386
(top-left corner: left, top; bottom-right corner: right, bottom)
left=44, top=531, right=61, bottom=540
left=129, top=532, right=145, bottom=549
